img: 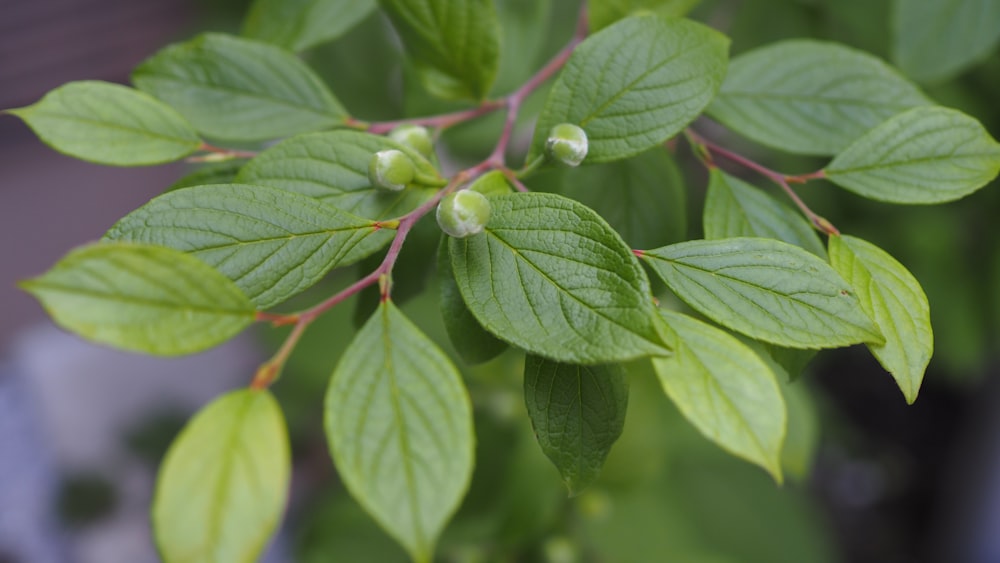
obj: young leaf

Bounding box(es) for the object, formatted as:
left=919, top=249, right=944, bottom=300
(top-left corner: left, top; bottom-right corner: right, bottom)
left=236, top=130, right=441, bottom=220
left=825, top=106, right=1000, bottom=204
left=243, top=0, right=377, bottom=52
left=153, top=389, right=290, bottom=563
left=132, top=33, right=347, bottom=141
left=829, top=235, right=933, bottom=403
left=523, top=355, right=628, bottom=495
left=652, top=309, right=786, bottom=482
left=707, top=40, right=930, bottom=155
left=325, top=300, right=474, bottom=563
left=437, top=239, right=508, bottom=365
left=378, top=0, right=501, bottom=101
left=557, top=147, right=688, bottom=249
left=449, top=192, right=670, bottom=364
left=892, top=0, right=1000, bottom=83
left=589, top=0, right=702, bottom=31
left=640, top=237, right=883, bottom=349
left=529, top=15, right=729, bottom=164
left=20, top=243, right=254, bottom=356
left=5, top=81, right=201, bottom=166
left=104, top=184, right=393, bottom=309
left=703, top=169, right=826, bottom=258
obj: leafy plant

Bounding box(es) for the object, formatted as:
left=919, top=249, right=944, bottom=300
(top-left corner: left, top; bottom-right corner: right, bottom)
left=7, top=0, right=1000, bottom=561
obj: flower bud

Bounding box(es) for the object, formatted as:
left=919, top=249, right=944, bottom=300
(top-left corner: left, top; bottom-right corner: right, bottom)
left=388, top=125, right=434, bottom=158
left=545, top=123, right=588, bottom=167
left=368, top=149, right=415, bottom=192
left=436, top=190, right=492, bottom=238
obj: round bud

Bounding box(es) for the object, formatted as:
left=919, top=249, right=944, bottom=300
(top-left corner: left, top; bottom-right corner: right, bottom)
left=368, top=149, right=415, bottom=192
left=545, top=123, right=589, bottom=167
left=436, top=190, right=492, bottom=238
left=388, top=124, right=434, bottom=157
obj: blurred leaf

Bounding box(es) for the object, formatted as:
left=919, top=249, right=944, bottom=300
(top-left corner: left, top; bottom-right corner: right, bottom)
left=589, top=0, right=702, bottom=31
left=167, top=160, right=245, bottom=192
left=892, top=0, right=1000, bottom=83
left=437, top=239, right=508, bottom=364
left=243, top=0, right=376, bottom=52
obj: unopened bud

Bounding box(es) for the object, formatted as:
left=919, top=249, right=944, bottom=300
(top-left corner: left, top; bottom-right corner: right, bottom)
left=545, top=123, right=588, bottom=167
left=368, top=149, right=416, bottom=192
left=388, top=125, right=434, bottom=158
left=436, top=190, right=492, bottom=238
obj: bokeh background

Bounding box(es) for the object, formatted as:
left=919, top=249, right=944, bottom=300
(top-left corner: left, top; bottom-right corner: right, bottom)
left=2, top=0, right=1000, bottom=562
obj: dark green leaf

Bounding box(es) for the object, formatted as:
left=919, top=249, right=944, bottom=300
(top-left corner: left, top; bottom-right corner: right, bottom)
left=708, top=40, right=930, bottom=155
left=378, top=0, right=501, bottom=100
left=243, top=0, right=377, bottom=52
left=523, top=355, right=628, bottom=495
left=450, top=192, right=670, bottom=364
left=133, top=33, right=346, bottom=141
left=153, top=389, right=289, bottom=563
left=167, top=160, right=245, bottom=192
left=529, top=15, right=729, bottom=163
left=703, top=169, right=826, bottom=258
left=20, top=243, right=254, bottom=355
left=437, top=239, right=507, bottom=364
left=589, top=0, right=702, bottom=31
left=829, top=235, right=932, bottom=403
left=892, top=0, right=1000, bottom=83
left=825, top=106, right=1000, bottom=204
left=104, top=184, right=392, bottom=309
left=641, top=237, right=883, bottom=348
left=6, top=81, right=201, bottom=166
left=652, top=309, right=785, bottom=481
left=236, top=130, right=441, bottom=220
left=325, top=300, right=474, bottom=563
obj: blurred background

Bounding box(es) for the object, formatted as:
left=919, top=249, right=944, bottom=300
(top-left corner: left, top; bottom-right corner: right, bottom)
left=2, top=0, right=1000, bottom=561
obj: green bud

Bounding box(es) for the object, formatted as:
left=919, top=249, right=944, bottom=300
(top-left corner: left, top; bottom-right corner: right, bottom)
left=436, top=190, right=492, bottom=238
left=545, top=123, right=588, bottom=167
left=388, top=124, right=434, bottom=157
left=368, top=149, right=415, bottom=192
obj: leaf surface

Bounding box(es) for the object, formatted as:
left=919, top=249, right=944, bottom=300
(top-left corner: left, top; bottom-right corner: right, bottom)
left=437, top=239, right=507, bottom=364
left=893, top=0, right=1000, bottom=83
left=325, top=301, right=474, bottom=563
left=589, top=0, right=702, bottom=31
left=243, top=0, right=377, bottom=51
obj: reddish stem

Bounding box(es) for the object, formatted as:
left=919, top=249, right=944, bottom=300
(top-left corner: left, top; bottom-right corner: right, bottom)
left=196, top=142, right=258, bottom=159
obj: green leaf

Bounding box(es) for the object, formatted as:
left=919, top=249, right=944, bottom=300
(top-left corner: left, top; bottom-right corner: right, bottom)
left=589, top=0, right=702, bottom=31
left=492, top=0, right=552, bottom=94
left=523, top=355, right=628, bottom=495
left=104, top=184, right=393, bottom=309
left=652, top=309, right=786, bottom=482
left=132, top=33, right=347, bottom=141
left=449, top=192, right=670, bottom=364
left=892, top=0, right=1000, bottom=83
left=641, top=237, right=883, bottom=349
left=325, top=300, right=474, bottom=563
left=5, top=81, right=201, bottom=166
left=529, top=15, right=729, bottom=164
left=166, top=160, right=245, bottom=192
left=437, top=239, right=507, bottom=365
left=703, top=169, right=826, bottom=258
left=378, top=0, right=501, bottom=100
left=20, top=243, right=254, bottom=356
left=236, top=130, right=441, bottom=220
left=153, top=389, right=290, bottom=563
left=243, top=0, right=377, bottom=52
left=558, top=147, right=687, bottom=249
left=826, top=106, right=1000, bottom=204
left=829, top=235, right=932, bottom=403
left=708, top=39, right=931, bottom=155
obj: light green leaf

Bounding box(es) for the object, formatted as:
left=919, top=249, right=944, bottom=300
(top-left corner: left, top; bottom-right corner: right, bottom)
left=826, top=106, right=1000, bottom=204
left=450, top=192, right=670, bottom=364
left=652, top=309, right=786, bottom=482
left=641, top=237, right=883, bottom=349
left=236, top=130, right=441, bottom=220
left=325, top=300, right=474, bottom=563
left=243, top=0, right=376, bottom=52
left=167, top=161, right=245, bottom=192
left=104, top=184, right=393, bottom=309
left=892, top=0, right=1000, bottom=83
left=708, top=39, right=931, bottom=155
left=589, top=0, right=702, bottom=31
left=780, top=378, right=820, bottom=481
left=153, top=389, right=290, bottom=563
left=20, top=243, right=254, bottom=356
left=5, top=81, right=201, bottom=166
left=558, top=147, right=687, bottom=249
left=133, top=33, right=346, bottom=141
left=523, top=355, right=628, bottom=495
left=829, top=235, right=932, bottom=403
left=378, top=0, right=500, bottom=100
left=437, top=239, right=507, bottom=365
left=703, top=169, right=826, bottom=258
left=529, top=15, right=728, bottom=163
